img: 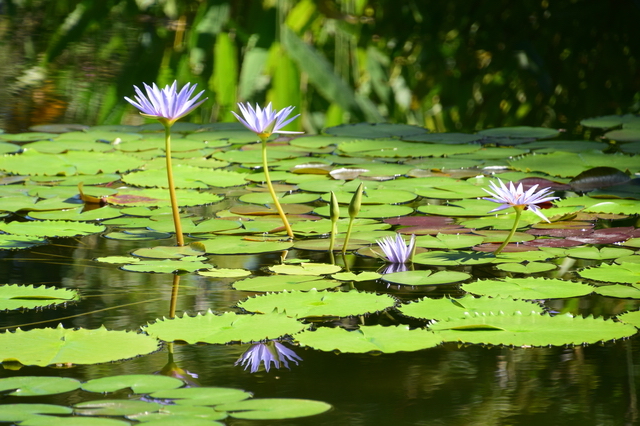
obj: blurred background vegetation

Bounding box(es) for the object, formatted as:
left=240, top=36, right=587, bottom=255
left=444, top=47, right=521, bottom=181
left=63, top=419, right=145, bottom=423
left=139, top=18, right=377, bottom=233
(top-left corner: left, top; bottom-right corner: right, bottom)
left=1, top=0, right=639, bottom=134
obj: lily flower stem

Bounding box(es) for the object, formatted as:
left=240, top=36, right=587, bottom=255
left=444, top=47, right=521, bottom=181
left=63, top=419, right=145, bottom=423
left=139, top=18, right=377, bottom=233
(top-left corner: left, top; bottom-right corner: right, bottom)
left=341, top=218, right=355, bottom=255
left=494, top=206, right=523, bottom=255
left=164, top=124, right=185, bottom=246
left=169, top=273, right=180, bottom=319
left=260, top=136, right=294, bottom=238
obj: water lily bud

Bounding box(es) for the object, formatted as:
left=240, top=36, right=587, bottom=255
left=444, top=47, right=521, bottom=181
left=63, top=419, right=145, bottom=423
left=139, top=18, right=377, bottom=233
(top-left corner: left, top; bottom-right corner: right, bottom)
left=329, top=191, right=340, bottom=223
left=348, top=183, right=364, bottom=219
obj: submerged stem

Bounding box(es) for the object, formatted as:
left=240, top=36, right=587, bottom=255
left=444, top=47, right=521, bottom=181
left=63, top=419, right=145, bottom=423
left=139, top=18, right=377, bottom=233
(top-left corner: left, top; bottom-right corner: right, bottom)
left=260, top=137, right=294, bottom=238
left=494, top=206, right=523, bottom=255
left=164, top=124, right=185, bottom=246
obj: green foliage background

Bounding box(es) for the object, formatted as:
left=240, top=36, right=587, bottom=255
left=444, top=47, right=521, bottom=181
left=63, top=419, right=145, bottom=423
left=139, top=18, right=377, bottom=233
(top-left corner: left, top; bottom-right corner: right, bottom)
left=1, top=0, right=639, bottom=133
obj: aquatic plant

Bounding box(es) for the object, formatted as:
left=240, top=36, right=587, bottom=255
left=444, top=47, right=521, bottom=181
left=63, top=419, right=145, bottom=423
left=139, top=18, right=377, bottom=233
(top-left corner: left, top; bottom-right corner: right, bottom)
left=482, top=178, right=559, bottom=254
left=235, top=341, right=302, bottom=373
left=233, top=103, right=303, bottom=238
left=125, top=81, right=207, bottom=246
left=376, top=233, right=416, bottom=264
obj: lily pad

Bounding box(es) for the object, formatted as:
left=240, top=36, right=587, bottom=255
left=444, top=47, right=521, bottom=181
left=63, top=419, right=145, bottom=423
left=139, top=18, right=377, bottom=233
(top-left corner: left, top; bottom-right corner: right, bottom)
left=296, top=325, right=441, bottom=353
left=82, top=374, right=184, bottom=393
left=197, top=236, right=293, bottom=254
left=0, top=325, right=159, bottom=366
left=268, top=263, right=342, bottom=275
left=461, top=277, right=594, bottom=299
left=0, top=220, right=105, bottom=237
left=578, top=262, right=640, bottom=284
left=217, top=398, right=332, bottom=420
left=400, top=295, right=543, bottom=321
left=238, top=289, right=397, bottom=318
left=74, top=400, right=162, bottom=417
left=149, top=387, right=251, bottom=406
left=381, top=270, right=470, bottom=286
left=0, top=284, right=79, bottom=310
left=495, top=262, right=557, bottom=273
left=143, top=311, right=308, bottom=344
left=122, top=166, right=248, bottom=189
left=0, top=404, right=72, bottom=423
left=429, top=312, right=637, bottom=346
left=0, top=376, right=80, bottom=396
left=232, top=275, right=342, bottom=292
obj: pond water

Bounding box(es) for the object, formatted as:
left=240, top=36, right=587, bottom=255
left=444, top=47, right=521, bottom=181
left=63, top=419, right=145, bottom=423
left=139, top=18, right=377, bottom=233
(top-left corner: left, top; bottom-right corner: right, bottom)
left=1, top=2, right=640, bottom=425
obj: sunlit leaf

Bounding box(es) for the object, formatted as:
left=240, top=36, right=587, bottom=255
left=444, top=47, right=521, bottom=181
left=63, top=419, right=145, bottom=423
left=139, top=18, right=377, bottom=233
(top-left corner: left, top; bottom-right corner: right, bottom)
left=0, top=376, right=80, bottom=396
left=217, top=398, right=332, bottom=420
left=399, top=295, right=543, bottom=320
left=381, top=270, right=470, bottom=286
left=143, top=311, right=307, bottom=344
left=0, top=284, right=79, bottom=310
left=81, top=374, right=183, bottom=393
left=461, top=277, right=594, bottom=299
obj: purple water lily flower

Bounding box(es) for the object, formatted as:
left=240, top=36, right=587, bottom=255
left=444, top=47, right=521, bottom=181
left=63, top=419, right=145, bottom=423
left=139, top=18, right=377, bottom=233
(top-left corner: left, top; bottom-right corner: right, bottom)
left=125, top=81, right=206, bottom=126
left=482, top=178, right=559, bottom=222
left=235, top=341, right=302, bottom=373
left=232, top=102, right=303, bottom=138
left=376, top=233, right=416, bottom=264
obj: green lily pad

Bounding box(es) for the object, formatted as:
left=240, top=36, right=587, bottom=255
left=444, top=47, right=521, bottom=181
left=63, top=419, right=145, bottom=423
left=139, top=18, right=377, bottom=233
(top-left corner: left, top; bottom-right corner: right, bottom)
left=0, top=220, right=105, bottom=237
left=295, top=325, right=442, bottom=354
left=478, top=126, right=560, bottom=139
left=381, top=270, right=471, bottom=286
left=495, top=262, right=557, bottom=273
left=461, top=277, right=594, bottom=299
left=324, top=123, right=428, bottom=139
left=106, top=188, right=222, bottom=207
left=313, top=204, right=413, bottom=218
left=74, top=400, right=162, bottom=417
left=429, top=312, right=637, bottom=346
left=415, top=233, right=485, bottom=250
left=616, top=310, right=640, bottom=327
left=578, top=262, right=640, bottom=284
left=0, top=150, right=145, bottom=175
left=0, top=284, right=79, bottom=310
left=413, top=251, right=496, bottom=266
left=197, top=236, right=293, bottom=254
left=131, top=245, right=204, bottom=259
left=215, top=398, right=331, bottom=420
left=143, top=311, right=308, bottom=344
left=238, top=289, right=397, bottom=318
left=82, top=374, right=184, bottom=393
left=0, top=376, right=80, bottom=396
left=239, top=192, right=320, bottom=205
left=121, top=258, right=211, bottom=274
left=565, top=246, right=635, bottom=260
left=21, top=415, right=130, bottom=425
left=508, top=151, right=640, bottom=177
left=0, top=325, right=159, bottom=366
left=0, top=404, right=72, bottom=423
left=0, top=234, right=47, bottom=250
left=150, top=387, right=251, bottom=406
left=127, top=405, right=227, bottom=423
left=122, top=166, right=248, bottom=189
left=197, top=268, right=252, bottom=278
left=268, top=263, right=342, bottom=275
left=233, top=275, right=341, bottom=292
left=28, top=206, right=122, bottom=221
left=331, top=272, right=382, bottom=281
left=399, top=295, right=544, bottom=320
left=593, top=284, right=640, bottom=299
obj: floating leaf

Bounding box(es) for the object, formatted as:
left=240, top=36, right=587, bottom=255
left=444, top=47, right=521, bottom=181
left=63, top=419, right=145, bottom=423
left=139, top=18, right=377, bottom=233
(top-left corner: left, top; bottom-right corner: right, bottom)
left=461, top=277, right=594, bottom=299
left=233, top=275, right=341, bottom=292
left=121, top=258, right=211, bottom=274
left=331, top=272, right=382, bottom=281
left=429, top=312, right=637, bottom=346
left=593, top=284, right=640, bottom=299
left=324, top=123, right=427, bottom=139
left=0, top=376, right=80, bottom=396
left=217, top=398, right=332, bottom=420
left=617, top=310, right=640, bottom=327
left=578, top=262, right=640, bottom=284
left=127, top=404, right=227, bottom=422
left=81, top=374, right=183, bottom=393
left=400, top=295, right=543, bottom=320
left=268, top=263, right=342, bottom=275
left=149, top=387, right=251, bottom=406
left=0, top=404, right=71, bottom=423
left=381, top=270, right=470, bottom=286
left=313, top=204, right=413, bottom=219
left=238, top=289, right=397, bottom=318
left=413, top=251, right=496, bottom=266
left=198, top=268, right=251, bottom=278
left=478, top=126, right=559, bottom=140
left=0, top=284, right=79, bottom=310
left=143, top=311, right=307, bottom=344
left=197, top=236, right=293, bottom=254
left=495, top=262, right=557, bottom=273
left=74, top=400, right=162, bottom=417
left=415, top=234, right=485, bottom=250
left=0, top=325, right=159, bottom=366
left=295, top=325, right=441, bottom=354
left=565, top=246, right=634, bottom=260
left=122, top=166, right=248, bottom=189
left=20, top=415, right=130, bottom=425
left=0, top=220, right=105, bottom=237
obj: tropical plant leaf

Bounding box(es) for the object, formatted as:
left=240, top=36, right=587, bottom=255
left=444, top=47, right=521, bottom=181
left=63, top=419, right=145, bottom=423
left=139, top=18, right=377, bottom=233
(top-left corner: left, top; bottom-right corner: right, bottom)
left=143, top=311, right=308, bottom=344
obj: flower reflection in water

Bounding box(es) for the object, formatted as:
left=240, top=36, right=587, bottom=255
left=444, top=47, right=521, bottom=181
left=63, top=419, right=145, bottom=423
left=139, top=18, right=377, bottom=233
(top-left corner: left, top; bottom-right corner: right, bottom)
left=235, top=341, right=302, bottom=373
